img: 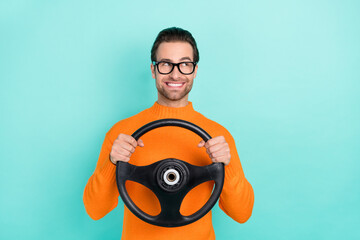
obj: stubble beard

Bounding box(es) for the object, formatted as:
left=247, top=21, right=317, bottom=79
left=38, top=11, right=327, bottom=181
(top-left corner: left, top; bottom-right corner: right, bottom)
left=157, top=81, right=193, bottom=102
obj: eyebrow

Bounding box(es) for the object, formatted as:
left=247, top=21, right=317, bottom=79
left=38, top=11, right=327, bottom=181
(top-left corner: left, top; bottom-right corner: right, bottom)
left=180, top=57, right=192, bottom=61
left=158, top=57, right=193, bottom=62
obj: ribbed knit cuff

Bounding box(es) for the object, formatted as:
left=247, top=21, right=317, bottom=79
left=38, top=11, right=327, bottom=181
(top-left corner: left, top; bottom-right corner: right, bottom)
left=99, top=157, right=116, bottom=182
left=223, top=164, right=243, bottom=189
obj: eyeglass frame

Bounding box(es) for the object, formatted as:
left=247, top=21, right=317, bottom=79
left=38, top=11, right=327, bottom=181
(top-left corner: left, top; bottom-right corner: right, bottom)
left=152, top=61, right=197, bottom=75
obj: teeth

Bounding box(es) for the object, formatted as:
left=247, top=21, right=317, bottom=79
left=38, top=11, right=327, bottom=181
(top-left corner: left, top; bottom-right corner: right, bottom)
left=168, top=83, right=183, bottom=87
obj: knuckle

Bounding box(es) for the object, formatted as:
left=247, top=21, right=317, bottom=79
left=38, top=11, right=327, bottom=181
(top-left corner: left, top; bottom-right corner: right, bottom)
left=110, top=155, right=118, bottom=162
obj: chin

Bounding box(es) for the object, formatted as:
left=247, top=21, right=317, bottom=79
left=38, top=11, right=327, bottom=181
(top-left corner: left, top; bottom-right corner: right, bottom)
left=166, top=95, right=183, bottom=101
left=163, top=93, right=187, bottom=102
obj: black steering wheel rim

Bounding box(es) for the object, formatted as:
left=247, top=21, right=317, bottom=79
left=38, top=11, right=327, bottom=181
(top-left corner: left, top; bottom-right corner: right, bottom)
left=116, top=118, right=225, bottom=227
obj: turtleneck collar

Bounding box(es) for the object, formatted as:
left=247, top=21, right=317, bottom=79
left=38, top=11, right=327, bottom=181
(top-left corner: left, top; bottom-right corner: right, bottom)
left=148, top=101, right=196, bottom=119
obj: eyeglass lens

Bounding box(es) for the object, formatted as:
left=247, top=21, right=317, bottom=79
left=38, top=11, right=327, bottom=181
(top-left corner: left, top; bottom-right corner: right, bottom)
left=157, top=62, right=195, bottom=75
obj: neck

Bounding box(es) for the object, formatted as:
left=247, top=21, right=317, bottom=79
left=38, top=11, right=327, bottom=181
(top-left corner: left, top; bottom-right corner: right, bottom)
left=157, top=94, right=189, bottom=108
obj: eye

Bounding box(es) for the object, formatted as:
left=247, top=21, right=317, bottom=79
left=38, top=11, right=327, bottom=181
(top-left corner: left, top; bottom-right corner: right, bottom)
left=160, top=62, right=171, bottom=67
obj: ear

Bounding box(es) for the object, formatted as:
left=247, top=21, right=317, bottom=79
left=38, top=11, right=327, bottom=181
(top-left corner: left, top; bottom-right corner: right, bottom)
left=193, top=64, right=198, bottom=79
left=151, top=63, right=156, bottom=79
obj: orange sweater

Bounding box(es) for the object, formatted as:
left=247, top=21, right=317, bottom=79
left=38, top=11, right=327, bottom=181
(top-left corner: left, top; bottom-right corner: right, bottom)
left=83, top=102, right=254, bottom=240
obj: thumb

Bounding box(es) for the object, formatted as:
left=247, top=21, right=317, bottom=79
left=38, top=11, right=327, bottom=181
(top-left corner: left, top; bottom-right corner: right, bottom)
left=198, top=140, right=205, bottom=147
left=137, top=139, right=144, bottom=147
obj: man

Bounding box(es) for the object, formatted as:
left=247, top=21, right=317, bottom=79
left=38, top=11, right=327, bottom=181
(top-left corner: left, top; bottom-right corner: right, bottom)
left=83, top=27, right=254, bottom=240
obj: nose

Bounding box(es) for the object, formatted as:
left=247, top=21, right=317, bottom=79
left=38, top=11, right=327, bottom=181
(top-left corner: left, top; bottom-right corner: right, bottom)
left=169, top=65, right=182, bottom=80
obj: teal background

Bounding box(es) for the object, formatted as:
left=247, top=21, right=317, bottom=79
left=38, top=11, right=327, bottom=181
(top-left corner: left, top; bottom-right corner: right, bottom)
left=1, top=0, right=359, bottom=239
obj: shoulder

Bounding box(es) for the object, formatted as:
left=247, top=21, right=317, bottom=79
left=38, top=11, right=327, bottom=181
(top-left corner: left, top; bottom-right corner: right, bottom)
left=105, top=107, right=151, bottom=141
left=192, top=110, right=239, bottom=152
left=193, top=110, right=234, bottom=140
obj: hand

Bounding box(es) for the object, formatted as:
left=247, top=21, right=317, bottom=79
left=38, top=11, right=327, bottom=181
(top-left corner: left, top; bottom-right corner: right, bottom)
left=198, top=136, right=231, bottom=165
left=110, top=133, right=144, bottom=164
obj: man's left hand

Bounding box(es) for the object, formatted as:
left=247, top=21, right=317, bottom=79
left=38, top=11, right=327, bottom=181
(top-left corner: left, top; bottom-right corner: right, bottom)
left=198, top=136, right=231, bottom=165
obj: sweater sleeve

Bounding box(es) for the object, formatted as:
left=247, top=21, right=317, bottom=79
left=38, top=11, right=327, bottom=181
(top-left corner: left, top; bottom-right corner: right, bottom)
left=83, top=133, right=119, bottom=220
left=218, top=131, right=255, bottom=223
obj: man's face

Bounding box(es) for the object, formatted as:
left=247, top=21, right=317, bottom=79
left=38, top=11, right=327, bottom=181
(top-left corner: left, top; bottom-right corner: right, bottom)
left=151, top=41, right=198, bottom=103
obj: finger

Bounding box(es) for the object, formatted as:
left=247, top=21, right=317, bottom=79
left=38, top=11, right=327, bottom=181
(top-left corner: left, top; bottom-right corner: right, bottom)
left=118, top=134, right=138, bottom=148
left=138, top=139, right=144, bottom=147
left=205, top=136, right=226, bottom=148
left=210, top=149, right=230, bottom=158
left=118, top=142, right=136, bottom=154
left=207, top=142, right=229, bottom=155
left=212, top=155, right=231, bottom=166
left=109, top=155, right=116, bottom=165
left=112, top=146, right=132, bottom=157
left=110, top=150, right=131, bottom=162
left=110, top=154, right=130, bottom=163
left=198, top=140, right=205, bottom=147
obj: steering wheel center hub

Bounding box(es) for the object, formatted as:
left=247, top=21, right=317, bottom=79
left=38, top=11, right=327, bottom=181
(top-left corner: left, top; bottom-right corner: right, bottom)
left=164, top=169, right=179, bottom=184
left=156, top=159, right=189, bottom=192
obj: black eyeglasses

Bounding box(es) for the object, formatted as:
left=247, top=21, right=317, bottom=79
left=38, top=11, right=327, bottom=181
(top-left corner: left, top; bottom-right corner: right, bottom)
left=153, top=61, right=197, bottom=75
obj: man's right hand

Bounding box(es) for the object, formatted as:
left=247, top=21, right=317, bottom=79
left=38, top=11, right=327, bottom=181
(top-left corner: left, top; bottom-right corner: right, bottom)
left=110, top=133, right=144, bottom=164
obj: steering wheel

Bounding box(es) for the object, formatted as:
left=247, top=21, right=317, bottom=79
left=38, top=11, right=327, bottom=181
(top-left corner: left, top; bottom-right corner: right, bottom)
left=116, top=118, right=225, bottom=227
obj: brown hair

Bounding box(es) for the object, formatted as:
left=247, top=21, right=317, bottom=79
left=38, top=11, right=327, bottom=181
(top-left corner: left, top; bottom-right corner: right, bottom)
left=151, top=27, right=199, bottom=63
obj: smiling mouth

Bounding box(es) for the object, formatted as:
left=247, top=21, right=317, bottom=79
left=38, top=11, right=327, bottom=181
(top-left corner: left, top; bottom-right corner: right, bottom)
left=165, top=82, right=185, bottom=88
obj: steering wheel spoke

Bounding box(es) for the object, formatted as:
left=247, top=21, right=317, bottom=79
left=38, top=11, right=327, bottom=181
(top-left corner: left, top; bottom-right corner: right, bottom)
left=157, top=191, right=185, bottom=218
left=118, top=162, right=160, bottom=193
left=186, top=162, right=217, bottom=189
